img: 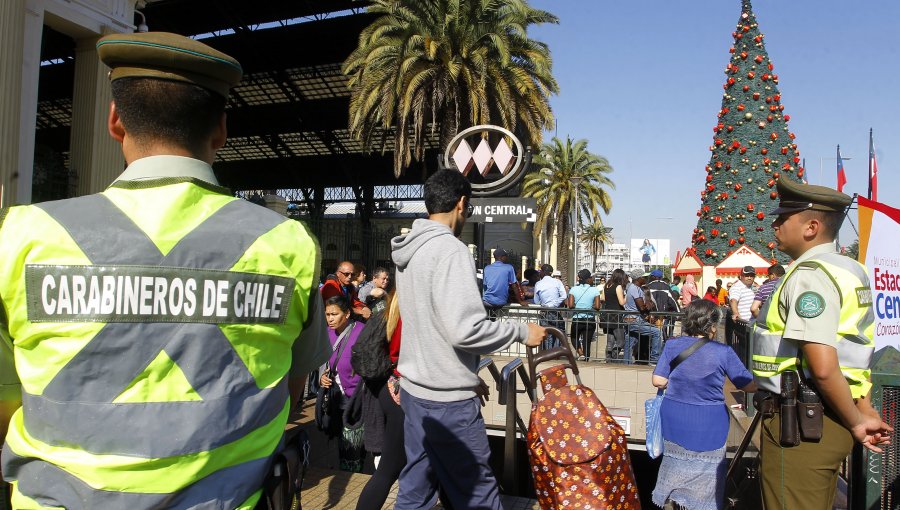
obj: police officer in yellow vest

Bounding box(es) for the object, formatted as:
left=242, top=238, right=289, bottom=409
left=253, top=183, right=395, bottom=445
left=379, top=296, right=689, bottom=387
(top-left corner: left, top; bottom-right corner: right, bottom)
left=752, top=177, right=892, bottom=509
left=0, top=32, right=331, bottom=509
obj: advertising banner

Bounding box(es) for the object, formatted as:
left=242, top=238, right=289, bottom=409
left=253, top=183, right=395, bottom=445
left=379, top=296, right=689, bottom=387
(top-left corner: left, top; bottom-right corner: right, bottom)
left=858, top=197, right=900, bottom=352
left=630, top=239, right=671, bottom=268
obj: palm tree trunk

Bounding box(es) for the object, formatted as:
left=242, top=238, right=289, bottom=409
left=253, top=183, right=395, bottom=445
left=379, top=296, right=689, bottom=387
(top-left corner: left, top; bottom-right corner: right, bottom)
left=556, top=214, right=570, bottom=285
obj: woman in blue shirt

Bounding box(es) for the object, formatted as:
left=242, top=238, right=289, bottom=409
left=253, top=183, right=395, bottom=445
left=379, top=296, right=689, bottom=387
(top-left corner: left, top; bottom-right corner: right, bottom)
left=566, top=269, right=600, bottom=360
left=651, top=299, right=757, bottom=510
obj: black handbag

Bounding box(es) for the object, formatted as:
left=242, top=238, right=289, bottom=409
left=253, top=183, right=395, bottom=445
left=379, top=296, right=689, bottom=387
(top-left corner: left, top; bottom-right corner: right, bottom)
left=350, top=311, right=392, bottom=381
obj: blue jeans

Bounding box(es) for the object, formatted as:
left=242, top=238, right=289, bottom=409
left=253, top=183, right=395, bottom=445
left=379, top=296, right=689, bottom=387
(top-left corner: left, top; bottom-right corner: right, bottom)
left=396, top=391, right=502, bottom=510
left=625, top=318, right=662, bottom=364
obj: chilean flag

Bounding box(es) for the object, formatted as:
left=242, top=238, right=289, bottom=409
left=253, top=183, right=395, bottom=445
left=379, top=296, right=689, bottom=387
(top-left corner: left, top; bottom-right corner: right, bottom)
left=869, top=129, right=878, bottom=202
left=837, top=145, right=847, bottom=192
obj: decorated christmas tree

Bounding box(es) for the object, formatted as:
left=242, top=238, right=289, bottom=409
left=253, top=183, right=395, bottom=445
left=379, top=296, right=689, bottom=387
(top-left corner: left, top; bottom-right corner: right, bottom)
left=692, top=0, right=803, bottom=265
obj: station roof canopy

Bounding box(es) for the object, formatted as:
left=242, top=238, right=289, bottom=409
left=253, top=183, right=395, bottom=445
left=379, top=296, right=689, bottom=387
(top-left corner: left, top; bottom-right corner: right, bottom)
left=35, top=0, right=439, bottom=192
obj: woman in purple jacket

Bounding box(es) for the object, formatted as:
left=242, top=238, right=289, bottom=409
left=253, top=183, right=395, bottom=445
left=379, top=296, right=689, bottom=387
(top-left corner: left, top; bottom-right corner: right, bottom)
left=320, top=295, right=366, bottom=471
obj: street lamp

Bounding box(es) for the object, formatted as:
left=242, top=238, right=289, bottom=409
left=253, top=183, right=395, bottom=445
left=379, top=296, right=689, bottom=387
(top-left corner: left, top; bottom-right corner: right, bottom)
left=569, top=176, right=583, bottom=285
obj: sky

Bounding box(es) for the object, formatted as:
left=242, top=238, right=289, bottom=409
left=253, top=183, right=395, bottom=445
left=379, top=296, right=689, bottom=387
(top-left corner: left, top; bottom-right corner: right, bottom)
left=528, top=0, right=900, bottom=260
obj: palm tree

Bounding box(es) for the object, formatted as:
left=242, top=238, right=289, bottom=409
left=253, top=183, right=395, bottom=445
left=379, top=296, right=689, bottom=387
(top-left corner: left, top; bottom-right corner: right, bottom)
left=522, top=136, right=614, bottom=283
left=343, top=0, right=559, bottom=177
left=580, top=219, right=612, bottom=273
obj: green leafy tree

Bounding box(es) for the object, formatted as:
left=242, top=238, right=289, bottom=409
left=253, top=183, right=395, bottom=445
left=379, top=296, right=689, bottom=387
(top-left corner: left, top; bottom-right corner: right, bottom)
left=580, top=219, right=612, bottom=273
left=522, top=136, right=614, bottom=283
left=692, top=0, right=803, bottom=265
left=343, top=0, right=559, bottom=177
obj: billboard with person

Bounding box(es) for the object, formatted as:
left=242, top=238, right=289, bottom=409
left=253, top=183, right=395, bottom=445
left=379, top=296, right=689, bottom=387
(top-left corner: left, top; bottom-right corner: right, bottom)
left=630, top=238, right=671, bottom=269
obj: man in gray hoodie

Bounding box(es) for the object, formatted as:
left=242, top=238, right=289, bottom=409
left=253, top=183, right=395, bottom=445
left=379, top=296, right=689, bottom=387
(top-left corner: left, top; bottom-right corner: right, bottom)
left=391, top=170, right=545, bottom=509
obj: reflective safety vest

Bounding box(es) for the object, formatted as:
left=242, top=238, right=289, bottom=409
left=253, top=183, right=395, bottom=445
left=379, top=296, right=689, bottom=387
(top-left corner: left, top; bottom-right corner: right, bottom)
left=751, top=251, right=874, bottom=398
left=0, top=178, right=319, bottom=509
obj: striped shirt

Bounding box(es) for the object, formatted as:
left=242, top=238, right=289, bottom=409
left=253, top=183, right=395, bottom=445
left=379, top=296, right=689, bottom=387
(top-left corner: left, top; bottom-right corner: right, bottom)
left=728, top=280, right=755, bottom=321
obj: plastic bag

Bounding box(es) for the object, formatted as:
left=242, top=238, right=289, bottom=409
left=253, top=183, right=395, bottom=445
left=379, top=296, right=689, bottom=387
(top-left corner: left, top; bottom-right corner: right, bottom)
left=645, top=389, right=664, bottom=459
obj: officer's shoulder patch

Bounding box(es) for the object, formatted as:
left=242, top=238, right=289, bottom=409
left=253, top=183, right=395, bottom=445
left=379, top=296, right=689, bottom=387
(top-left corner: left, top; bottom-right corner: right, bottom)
left=796, top=291, right=826, bottom=318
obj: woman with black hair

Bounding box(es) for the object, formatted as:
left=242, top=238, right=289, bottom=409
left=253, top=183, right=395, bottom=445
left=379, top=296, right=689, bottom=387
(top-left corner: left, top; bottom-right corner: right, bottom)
left=566, top=269, right=601, bottom=360
left=650, top=299, right=757, bottom=509
left=602, top=268, right=628, bottom=361
left=320, top=295, right=366, bottom=472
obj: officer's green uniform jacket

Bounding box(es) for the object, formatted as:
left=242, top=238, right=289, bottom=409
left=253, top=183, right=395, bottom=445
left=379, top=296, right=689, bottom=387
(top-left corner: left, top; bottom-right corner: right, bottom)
left=752, top=242, right=875, bottom=398
left=0, top=155, right=331, bottom=509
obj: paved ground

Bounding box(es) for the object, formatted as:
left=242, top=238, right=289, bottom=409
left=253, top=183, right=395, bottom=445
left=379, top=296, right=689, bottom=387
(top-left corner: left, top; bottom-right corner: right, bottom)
left=292, top=397, right=540, bottom=509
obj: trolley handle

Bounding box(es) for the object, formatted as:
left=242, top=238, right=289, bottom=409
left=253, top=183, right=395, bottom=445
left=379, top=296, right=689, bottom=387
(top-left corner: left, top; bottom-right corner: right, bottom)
left=526, top=327, right=582, bottom=391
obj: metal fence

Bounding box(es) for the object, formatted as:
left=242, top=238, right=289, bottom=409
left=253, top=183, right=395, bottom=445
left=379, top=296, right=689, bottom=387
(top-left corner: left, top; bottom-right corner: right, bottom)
left=488, top=306, right=684, bottom=365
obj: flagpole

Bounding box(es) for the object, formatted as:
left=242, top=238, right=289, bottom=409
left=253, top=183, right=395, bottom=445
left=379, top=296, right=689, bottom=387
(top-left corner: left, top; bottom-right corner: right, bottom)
left=868, top=128, right=873, bottom=200
left=836, top=145, right=840, bottom=188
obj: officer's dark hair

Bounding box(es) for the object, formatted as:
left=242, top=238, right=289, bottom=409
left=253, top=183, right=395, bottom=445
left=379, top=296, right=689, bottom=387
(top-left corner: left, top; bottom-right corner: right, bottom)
left=424, top=170, right=472, bottom=214
left=805, top=210, right=843, bottom=240
left=682, top=299, right=721, bottom=339
left=768, top=264, right=786, bottom=277
left=324, top=294, right=351, bottom=313
left=111, top=77, right=226, bottom=153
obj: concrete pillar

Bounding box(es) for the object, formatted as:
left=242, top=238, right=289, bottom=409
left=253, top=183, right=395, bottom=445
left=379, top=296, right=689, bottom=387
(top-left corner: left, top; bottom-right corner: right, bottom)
left=0, top=0, right=42, bottom=207
left=71, top=32, right=125, bottom=196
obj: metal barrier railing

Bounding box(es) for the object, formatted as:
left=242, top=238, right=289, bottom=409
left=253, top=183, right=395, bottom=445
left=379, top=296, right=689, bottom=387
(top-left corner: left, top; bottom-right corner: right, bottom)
left=478, top=357, right=535, bottom=496
left=490, top=306, right=684, bottom=365
left=726, top=317, right=754, bottom=413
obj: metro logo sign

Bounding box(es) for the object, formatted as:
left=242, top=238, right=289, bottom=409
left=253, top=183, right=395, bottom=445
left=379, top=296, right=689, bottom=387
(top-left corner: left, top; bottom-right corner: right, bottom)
left=444, top=125, right=529, bottom=196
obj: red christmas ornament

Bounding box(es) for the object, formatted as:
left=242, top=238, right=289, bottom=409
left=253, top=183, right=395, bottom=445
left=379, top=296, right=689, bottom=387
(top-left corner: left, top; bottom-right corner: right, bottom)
left=731, top=140, right=741, bottom=148
left=734, top=183, right=743, bottom=191
left=727, top=77, right=736, bottom=87
left=765, top=96, right=773, bottom=104
left=742, top=85, right=750, bottom=92
left=747, top=71, right=755, bottom=79
left=761, top=73, right=770, bottom=81
left=729, top=47, right=736, bottom=53
left=714, top=216, right=723, bottom=223
left=752, top=92, right=760, bottom=100
left=767, top=179, right=776, bottom=187
left=727, top=125, right=734, bottom=132
left=793, top=156, right=801, bottom=164
left=754, top=35, right=763, bottom=43
left=747, top=204, right=755, bottom=212
left=711, top=229, right=720, bottom=237
left=739, top=146, right=747, bottom=154
left=737, top=104, right=746, bottom=112
left=768, top=63, right=774, bottom=70
left=789, top=132, right=796, bottom=140
left=706, top=249, right=714, bottom=256
left=767, top=114, right=774, bottom=122
left=773, top=172, right=780, bottom=179
left=770, top=191, right=778, bottom=200
left=738, top=237, right=746, bottom=244
left=757, top=212, right=765, bottom=220
left=715, top=161, right=724, bottom=168
left=767, top=242, right=776, bottom=249
left=784, top=114, right=791, bottom=121
left=761, top=148, right=768, bottom=155
left=703, top=206, right=711, bottom=213
left=770, top=132, right=778, bottom=140
left=763, top=157, right=771, bottom=165
left=706, top=175, right=713, bottom=182
left=740, top=51, right=748, bottom=59
left=729, top=239, right=737, bottom=246
left=780, top=147, right=788, bottom=155
left=738, top=226, right=746, bottom=234
left=715, top=138, right=724, bottom=145
left=798, top=168, right=805, bottom=178
left=774, top=94, right=781, bottom=102
left=754, top=55, right=763, bottom=63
